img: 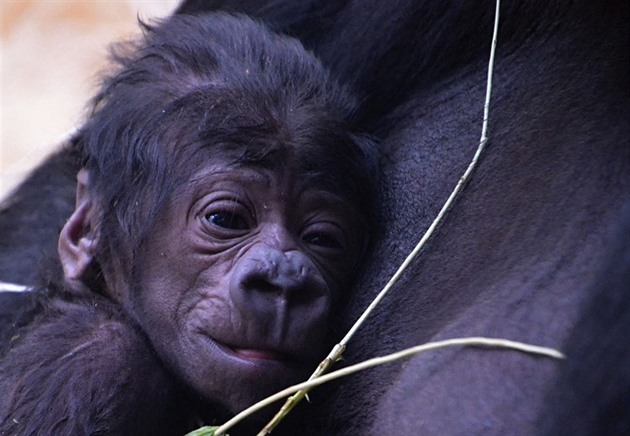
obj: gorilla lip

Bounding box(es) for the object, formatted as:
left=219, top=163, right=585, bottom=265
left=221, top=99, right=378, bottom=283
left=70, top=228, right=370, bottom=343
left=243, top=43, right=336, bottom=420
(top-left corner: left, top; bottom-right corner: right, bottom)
left=231, top=347, right=287, bottom=361
left=204, top=334, right=300, bottom=365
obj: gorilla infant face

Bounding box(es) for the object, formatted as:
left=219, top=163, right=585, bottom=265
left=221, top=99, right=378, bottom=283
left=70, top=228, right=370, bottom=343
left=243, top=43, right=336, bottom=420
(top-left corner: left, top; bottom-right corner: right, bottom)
left=131, top=159, right=363, bottom=413
left=14, top=14, right=377, bottom=434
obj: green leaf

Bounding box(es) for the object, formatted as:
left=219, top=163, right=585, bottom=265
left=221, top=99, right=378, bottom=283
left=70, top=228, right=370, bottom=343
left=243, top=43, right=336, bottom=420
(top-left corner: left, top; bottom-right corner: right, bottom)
left=184, top=425, right=224, bottom=436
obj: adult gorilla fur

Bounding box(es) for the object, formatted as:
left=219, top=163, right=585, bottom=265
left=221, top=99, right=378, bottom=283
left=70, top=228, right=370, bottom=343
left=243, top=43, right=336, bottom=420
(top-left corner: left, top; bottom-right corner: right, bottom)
left=1, top=0, right=628, bottom=435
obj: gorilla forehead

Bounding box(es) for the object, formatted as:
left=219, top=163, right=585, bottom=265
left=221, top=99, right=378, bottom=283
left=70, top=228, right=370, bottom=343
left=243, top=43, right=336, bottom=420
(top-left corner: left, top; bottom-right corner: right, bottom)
left=163, top=95, right=368, bottom=199
left=80, top=13, right=377, bottom=237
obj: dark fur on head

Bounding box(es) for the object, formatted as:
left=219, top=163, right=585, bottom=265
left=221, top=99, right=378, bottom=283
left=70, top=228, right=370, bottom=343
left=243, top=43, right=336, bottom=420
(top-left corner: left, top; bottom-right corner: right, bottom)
left=78, top=13, right=379, bottom=292
left=1, top=13, right=380, bottom=434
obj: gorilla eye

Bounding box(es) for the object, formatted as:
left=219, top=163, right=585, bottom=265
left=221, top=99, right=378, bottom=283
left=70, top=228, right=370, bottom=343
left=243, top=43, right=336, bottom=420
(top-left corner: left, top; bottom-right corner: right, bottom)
left=302, top=232, right=343, bottom=249
left=301, top=218, right=347, bottom=254
left=205, top=211, right=250, bottom=230
left=199, top=197, right=253, bottom=236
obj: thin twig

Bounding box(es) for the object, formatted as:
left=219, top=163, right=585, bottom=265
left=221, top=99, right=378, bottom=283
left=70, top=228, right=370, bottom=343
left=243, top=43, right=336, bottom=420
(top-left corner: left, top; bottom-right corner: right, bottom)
left=255, top=1, right=502, bottom=434
left=206, top=335, right=561, bottom=435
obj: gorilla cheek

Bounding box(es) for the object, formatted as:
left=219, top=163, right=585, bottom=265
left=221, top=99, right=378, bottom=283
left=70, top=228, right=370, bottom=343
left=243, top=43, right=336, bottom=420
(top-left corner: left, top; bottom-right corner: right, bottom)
left=131, top=238, right=336, bottom=412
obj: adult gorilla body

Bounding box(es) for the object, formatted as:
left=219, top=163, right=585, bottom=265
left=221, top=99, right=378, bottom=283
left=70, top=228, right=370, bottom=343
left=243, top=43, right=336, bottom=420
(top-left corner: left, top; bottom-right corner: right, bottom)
left=1, top=0, right=628, bottom=434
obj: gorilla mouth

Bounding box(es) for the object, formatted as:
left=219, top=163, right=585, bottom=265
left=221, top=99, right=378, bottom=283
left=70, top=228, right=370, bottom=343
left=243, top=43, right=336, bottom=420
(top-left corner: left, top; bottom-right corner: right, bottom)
left=201, top=333, right=307, bottom=367
left=230, top=347, right=287, bottom=361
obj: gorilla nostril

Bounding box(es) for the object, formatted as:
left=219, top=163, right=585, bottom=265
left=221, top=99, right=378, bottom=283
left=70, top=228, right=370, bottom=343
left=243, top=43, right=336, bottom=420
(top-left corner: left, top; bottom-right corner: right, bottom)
left=233, top=248, right=329, bottom=305
left=243, top=275, right=280, bottom=294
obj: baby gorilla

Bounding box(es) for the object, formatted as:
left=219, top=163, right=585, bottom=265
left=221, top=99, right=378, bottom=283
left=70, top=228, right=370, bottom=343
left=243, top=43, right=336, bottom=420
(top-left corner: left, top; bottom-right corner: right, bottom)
left=0, top=13, right=377, bottom=435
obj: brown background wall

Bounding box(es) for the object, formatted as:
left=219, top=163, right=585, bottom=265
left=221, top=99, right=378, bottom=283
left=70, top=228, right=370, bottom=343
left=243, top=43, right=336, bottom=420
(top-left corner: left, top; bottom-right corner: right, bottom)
left=1, top=0, right=179, bottom=198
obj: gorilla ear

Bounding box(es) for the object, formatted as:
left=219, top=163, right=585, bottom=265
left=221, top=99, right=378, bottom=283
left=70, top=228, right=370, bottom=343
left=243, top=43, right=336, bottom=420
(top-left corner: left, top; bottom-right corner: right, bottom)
left=58, top=169, right=100, bottom=287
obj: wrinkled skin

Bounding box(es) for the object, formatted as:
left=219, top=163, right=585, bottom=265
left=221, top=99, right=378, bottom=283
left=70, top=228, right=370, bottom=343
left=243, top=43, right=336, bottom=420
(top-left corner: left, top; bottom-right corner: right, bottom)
left=128, top=161, right=362, bottom=413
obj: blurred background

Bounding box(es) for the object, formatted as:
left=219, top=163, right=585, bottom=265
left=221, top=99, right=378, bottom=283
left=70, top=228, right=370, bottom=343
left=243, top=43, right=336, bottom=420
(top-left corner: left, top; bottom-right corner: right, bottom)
left=1, top=0, right=179, bottom=198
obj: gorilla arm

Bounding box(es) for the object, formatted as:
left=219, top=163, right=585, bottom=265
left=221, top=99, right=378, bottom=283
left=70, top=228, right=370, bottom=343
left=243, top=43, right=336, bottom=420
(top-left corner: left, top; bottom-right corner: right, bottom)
left=0, top=295, right=188, bottom=435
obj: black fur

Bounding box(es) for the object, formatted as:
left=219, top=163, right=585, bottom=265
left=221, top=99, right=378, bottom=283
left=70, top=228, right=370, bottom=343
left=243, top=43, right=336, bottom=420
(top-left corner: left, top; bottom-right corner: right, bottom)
left=539, top=204, right=630, bottom=435
left=0, top=144, right=81, bottom=286
left=0, top=13, right=378, bottom=435
left=0, top=289, right=187, bottom=435
left=180, top=1, right=630, bottom=434
left=1, top=0, right=628, bottom=434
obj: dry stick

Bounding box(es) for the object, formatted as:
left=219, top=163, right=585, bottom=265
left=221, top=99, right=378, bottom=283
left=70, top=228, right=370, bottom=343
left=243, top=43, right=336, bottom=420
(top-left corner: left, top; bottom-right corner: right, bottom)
left=208, top=336, right=561, bottom=436
left=251, top=1, right=503, bottom=435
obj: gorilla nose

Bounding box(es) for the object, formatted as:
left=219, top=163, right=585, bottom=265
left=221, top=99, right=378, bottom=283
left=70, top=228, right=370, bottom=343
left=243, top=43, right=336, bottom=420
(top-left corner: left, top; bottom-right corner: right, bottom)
left=229, top=244, right=329, bottom=306
left=228, top=243, right=332, bottom=350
